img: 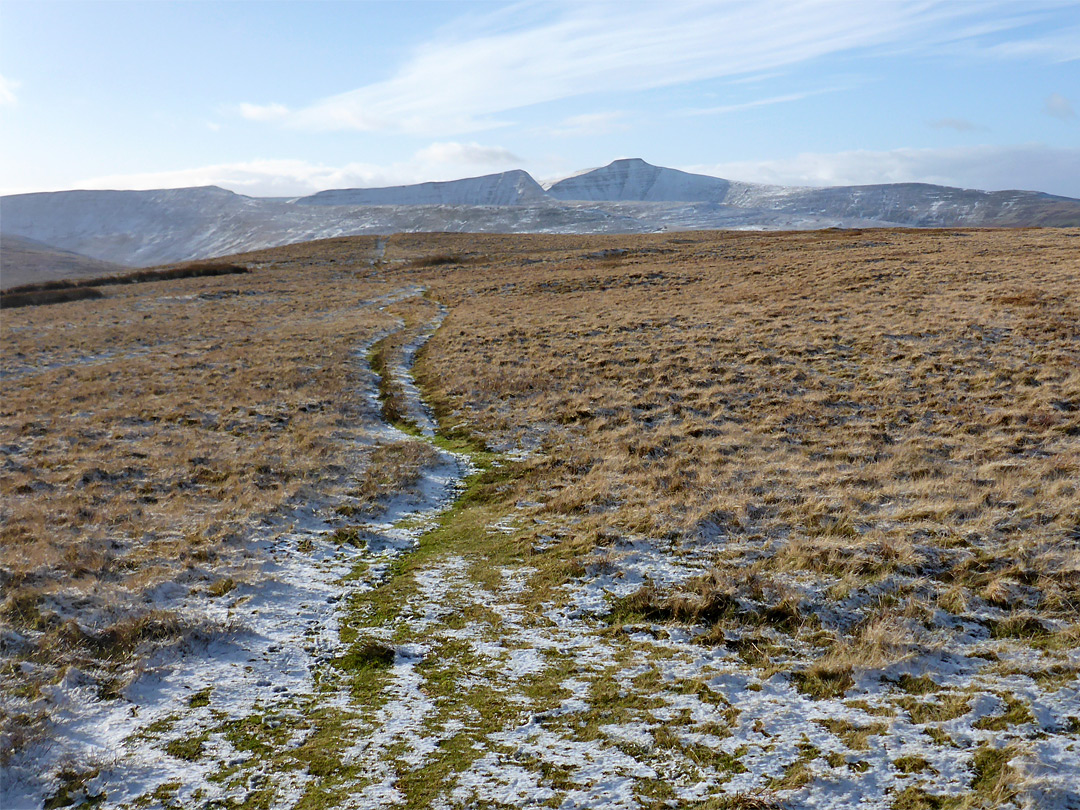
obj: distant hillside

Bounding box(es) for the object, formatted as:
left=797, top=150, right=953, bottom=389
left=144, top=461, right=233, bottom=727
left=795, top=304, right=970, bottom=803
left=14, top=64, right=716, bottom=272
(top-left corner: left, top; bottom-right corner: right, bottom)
left=297, top=170, right=548, bottom=206
left=2, top=160, right=1078, bottom=269
left=0, top=234, right=130, bottom=289
left=547, top=159, right=1080, bottom=227
left=742, top=182, right=1080, bottom=228
left=0, top=186, right=269, bottom=266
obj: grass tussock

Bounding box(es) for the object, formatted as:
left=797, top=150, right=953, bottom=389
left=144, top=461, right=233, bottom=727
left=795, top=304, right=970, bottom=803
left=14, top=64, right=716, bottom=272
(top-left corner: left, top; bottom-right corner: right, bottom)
left=1, top=261, right=250, bottom=308
left=0, top=286, right=105, bottom=309
left=4, top=261, right=249, bottom=294
left=396, top=228, right=1078, bottom=671
left=404, top=253, right=469, bottom=268
left=1, top=252, right=404, bottom=743
left=343, top=440, right=441, bottom=513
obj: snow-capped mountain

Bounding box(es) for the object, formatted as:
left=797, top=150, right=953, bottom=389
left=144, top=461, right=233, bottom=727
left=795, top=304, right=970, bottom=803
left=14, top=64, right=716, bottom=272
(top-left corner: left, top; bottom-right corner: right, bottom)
left=2, top=160, right=1077, bottom=270
left=0, top=186, right=277, bottom=267
left=548, top=159, right=1080, bottom=226
left=732, top=182, right=1077, bottom=228
left=297, top=170, right=548, bottom=207
left=546, top=158, right=734, bottom=203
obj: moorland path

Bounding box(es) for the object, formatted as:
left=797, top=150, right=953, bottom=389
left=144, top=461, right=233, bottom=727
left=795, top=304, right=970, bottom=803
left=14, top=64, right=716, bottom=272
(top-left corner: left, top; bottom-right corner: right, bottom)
left=2, top=287, right=466, bottom=808
left=9, top=286, right=1078, bottom=810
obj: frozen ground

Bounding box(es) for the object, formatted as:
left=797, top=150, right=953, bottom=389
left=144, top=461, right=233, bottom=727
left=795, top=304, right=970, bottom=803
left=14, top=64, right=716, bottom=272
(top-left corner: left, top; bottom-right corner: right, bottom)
left=299, top=514, right=1079, bottom=809
left=1, top=291, right=466, bottom=809
left=3, top=287, right=1077, bottom=809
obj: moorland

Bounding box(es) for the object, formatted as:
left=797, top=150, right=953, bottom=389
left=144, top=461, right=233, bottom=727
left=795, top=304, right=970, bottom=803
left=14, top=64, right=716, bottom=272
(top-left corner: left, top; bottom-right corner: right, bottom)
left=1, top=227, right=1078, bottom=809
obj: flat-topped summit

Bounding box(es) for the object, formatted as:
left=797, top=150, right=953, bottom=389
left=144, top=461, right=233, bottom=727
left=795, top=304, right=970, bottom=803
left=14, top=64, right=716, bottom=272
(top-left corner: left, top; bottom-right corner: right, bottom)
left=546, top=158, right=733, bottom=203
left=297, top=170, right=548, bottom=207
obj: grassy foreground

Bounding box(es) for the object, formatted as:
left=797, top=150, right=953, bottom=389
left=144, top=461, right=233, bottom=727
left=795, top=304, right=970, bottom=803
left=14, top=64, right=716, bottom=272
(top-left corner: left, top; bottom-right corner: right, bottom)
left=2, top=228, right=1078, bottom=808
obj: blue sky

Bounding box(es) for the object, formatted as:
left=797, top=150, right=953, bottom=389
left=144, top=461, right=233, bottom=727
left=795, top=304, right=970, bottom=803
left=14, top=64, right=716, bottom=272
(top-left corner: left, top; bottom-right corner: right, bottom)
left=1, top=0, right=1078, bottom=197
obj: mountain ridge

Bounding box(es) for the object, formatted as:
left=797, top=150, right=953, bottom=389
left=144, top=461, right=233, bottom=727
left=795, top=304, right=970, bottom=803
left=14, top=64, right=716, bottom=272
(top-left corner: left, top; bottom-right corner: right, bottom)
left=297, top=170, right=548, bottom=207
left=3, top=159, right=1078, bottom=270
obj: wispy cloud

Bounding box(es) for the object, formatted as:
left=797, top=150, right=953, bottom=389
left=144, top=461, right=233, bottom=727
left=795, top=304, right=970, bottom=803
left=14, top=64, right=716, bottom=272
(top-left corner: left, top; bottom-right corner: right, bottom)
left=545, top=111, right=628, bottom=138
left=981, top=25, right=1080, bottom=62
left=413, top=142, right=521, bottom=166
left=929, top=117, right=984, bottom=132
left=1044, top=92, right=1075, bottom=120
left=686, top=144, right=1080, bottom=198
left=235, top=1, right=1072, bottom=136
left=683, top=88, right=843, bottom=117
left=0, top=74, right=20, bottom=107
left=70, top=142, right=527, bottom=197
left=238, top=102, right=290, bottom=122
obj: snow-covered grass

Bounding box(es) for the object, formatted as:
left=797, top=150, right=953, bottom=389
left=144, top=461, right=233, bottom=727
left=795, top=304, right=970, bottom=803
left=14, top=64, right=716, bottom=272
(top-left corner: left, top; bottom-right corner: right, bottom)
left=394, top=227, right=1079, bottom=808
left=0, top=254, right=447, bottom=804
left=2, top=228, right=1077, bottom=809
left=2, top=287, right=473, bottom=807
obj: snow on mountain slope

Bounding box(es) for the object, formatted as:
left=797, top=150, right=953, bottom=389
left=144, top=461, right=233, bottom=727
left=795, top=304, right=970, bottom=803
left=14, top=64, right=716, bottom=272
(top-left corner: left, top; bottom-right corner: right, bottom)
left=297, top=170, right=548, bottom=206
left=547, top=158, right=733, bottom=203
left=735, top=182, right=1080, bottom=227
left=2, top=163, right=1078, bottom=271
left=544, top=160, right=1080, bottom=226
left=0, top=187, right=674, bottom=267
left=0, top=186, right=276, bottom=266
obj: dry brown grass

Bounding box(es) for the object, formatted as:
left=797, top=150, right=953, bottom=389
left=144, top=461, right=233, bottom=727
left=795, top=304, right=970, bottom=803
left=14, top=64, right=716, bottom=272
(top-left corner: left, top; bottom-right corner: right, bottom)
left=391, top=227, right=1079, bottom=666
left=337, top=440, right=441, bottom=517
left=3, top=227, right=1077, bottom=790
left=1, top=247, right=403, bottom=741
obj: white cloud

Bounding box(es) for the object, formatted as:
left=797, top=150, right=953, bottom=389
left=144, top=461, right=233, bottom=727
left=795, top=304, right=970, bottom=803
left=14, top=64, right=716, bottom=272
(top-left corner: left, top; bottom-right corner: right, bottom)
left=684, top=87, right=843, bottom=117
left=238, top=1, right=1072, bottom=136
left=929, top=117, right=983, bottom=132
left=0, top=74, right=20, bottom=107
left=238, top=102, right=290, bottom=122
left=1044, top=92, right=1075, bottom=120
left=70, top=142, right=528, bottom=198
left=413, top=141, right=521, bottom=166
left=73, top=160, right=344, bottom=197
left=685, top=144, right=1080, bottom=198
left=545, top=111, right=628, bottom=137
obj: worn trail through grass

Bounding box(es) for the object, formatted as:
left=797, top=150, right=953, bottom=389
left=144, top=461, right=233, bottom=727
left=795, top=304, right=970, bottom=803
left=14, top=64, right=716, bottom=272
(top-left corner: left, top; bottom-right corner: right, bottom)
left=163, top=290, right=1074, bottom=809
left=1, top=287, right=468, bottom=809
left=5, top=228, right=1078, bottom=810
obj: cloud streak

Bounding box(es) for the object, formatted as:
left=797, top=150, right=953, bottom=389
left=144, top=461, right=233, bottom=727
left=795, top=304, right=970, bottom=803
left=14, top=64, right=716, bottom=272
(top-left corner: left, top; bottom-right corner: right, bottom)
left=0, top=74, right=19, bottom=107
left=686, top=144, right=1080, bottom=198
left=238, top=102, right=289, bottom=122
left=413, top=141, right=521, bottom=166
left=238, top=1, right=1071, bottom=136
left=1044, top=92, right=1075, bottom=120
left=683, top=87, right=844, bottom=117
left=929, top=117, right=984, bottom=132
left=545, top=111, right=628, bottom=138
left=67, top=142, right=528, bottom=198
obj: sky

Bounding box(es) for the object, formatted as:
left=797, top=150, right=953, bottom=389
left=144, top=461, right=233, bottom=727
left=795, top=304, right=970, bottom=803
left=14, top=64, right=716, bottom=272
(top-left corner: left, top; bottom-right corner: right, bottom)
left=1, top=0, right=1078, bottom=198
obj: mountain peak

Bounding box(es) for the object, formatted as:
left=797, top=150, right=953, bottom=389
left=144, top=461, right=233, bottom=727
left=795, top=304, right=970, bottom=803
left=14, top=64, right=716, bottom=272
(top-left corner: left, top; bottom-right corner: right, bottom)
left=296, top=170, right=547, bottom=207
left=547, top=159, right=731, bottom=203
